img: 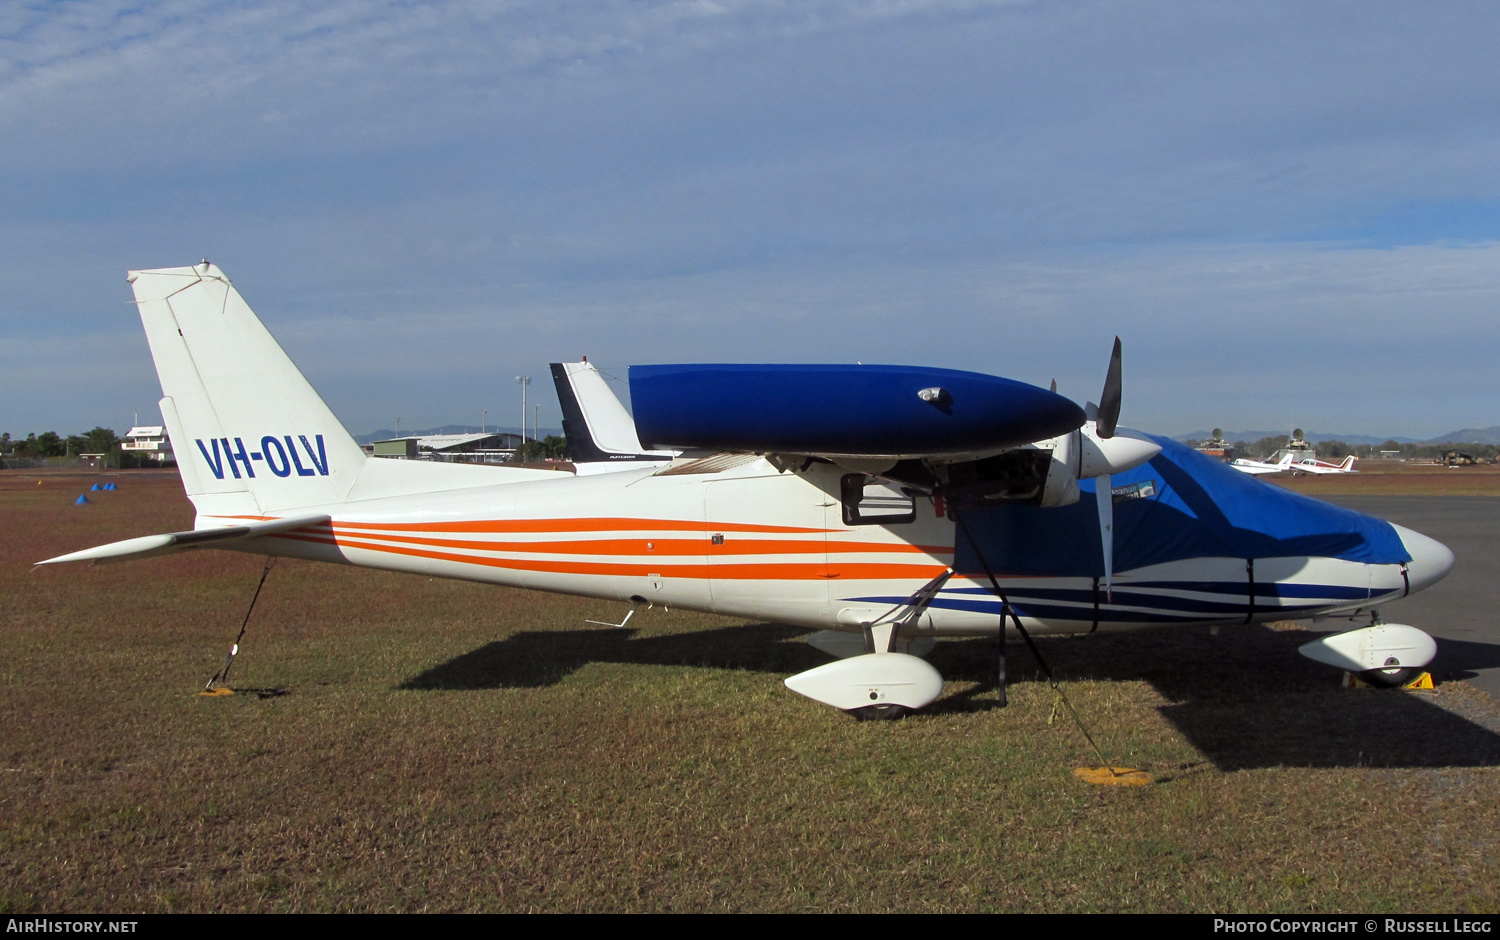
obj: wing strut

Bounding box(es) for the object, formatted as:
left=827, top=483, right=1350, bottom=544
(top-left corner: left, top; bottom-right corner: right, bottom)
left=953, top=510, right=1148, bottom=784
left=859, top=568, right=954, bottom=653
left=201, top=556, right=277, bottom=696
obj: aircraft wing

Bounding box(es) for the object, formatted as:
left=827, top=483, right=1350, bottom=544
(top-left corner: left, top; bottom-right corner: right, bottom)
left=628, top=363, right=1087, bottom=461
left=622, top=360, right=1163, bottom=514
left=36, top=514, right=330, bottom=566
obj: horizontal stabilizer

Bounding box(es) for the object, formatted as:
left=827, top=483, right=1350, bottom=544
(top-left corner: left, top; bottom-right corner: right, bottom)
left=36, top=514, right=330, bottom=566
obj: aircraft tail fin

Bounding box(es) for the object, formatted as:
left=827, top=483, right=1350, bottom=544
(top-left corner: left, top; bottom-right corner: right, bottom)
left=131, top=263, right=368, bottom=515
left=549, top=361, right=673, bottom=470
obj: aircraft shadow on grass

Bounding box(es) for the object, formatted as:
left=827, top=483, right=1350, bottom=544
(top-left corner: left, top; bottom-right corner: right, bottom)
left=401, top=622, right=1500, bottom=772
left=1430, top=636, right=1500, bottom=681
left=399, top=622, right=827, bottom=692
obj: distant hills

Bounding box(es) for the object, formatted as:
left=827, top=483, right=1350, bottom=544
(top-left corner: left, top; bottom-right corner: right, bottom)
left=1426, top=426, right=1500, bottom=445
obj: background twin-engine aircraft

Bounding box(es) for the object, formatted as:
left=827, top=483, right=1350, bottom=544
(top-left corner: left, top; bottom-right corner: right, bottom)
left=39, top=264, right=1452, bottom=717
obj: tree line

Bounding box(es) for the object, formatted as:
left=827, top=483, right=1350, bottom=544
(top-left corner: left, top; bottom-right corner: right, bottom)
left=9, top=429, right=102, bottom=458
left=513, top=435, right=568, bottom=462
left=1, top=428, right=167, bottom=468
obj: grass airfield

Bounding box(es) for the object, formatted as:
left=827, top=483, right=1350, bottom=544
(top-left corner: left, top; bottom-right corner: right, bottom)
left=3, top=469, right=1499, bottom=913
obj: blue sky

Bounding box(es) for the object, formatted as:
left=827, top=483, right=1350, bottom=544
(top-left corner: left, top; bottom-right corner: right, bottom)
left=3, top=0, right=1499, bottom=440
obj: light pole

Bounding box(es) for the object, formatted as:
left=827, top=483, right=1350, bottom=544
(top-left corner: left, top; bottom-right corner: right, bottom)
left=515, top=375, right=530, bottom=445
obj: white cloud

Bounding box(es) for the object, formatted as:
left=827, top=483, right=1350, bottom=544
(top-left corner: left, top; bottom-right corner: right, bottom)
left=2, top=1, right=1499, bottom=437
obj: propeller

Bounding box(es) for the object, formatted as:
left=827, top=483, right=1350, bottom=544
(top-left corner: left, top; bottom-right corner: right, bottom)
left=1054, top=339, right=1153, bottom=603
left=1094, top=337, right=1123, bottom=598
left=1096, top=336, right=1122, bottom=439
left=1097, top=469, right=1114, bottom=601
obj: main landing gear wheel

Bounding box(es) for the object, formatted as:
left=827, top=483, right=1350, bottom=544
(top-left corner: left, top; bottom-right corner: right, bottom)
left=1298, top=624, right=1437, bottom=690
left=1355, top=666, right=1423, bottom=689
left=850, top=703, right=913, bottom=721
left=783, top=652, right=943, bottom=717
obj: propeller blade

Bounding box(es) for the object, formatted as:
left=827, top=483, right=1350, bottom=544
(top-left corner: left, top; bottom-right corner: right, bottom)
left=1097, top=337, right=1122, bottom=439
left=1097, top=472, right=1113, bottom=601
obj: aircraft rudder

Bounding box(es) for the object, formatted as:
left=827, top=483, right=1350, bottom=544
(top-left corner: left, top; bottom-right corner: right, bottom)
left=549, top=361, right=670, bottom=469
left=130, top=263, right=366, bottom=512
left=550, top=362, right=615, bottom=463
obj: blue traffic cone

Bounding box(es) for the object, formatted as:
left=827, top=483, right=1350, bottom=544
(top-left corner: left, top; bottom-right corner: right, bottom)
left=90, top=483, right=101, bottom=491
left=74, top=494, right=90, bottom=505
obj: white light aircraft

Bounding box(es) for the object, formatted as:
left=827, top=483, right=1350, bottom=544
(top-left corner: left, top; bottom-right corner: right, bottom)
left=1292, top=455, right=1359, bottom=475
left=38, top=264, right=1454, bottom=717
left=549, top=359, right=674, bottom=474
left=1230, top=452, right=1295, bottom=476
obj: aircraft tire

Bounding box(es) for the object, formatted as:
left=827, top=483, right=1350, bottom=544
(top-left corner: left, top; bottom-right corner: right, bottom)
left=849, top=703, right=913, bottom=721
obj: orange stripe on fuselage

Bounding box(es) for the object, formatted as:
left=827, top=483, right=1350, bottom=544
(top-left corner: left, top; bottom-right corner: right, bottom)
left=330, top=516, right=834, bottom=535
left=215, top=514, right=954, bottom=556
left=276, top=531, right=947, bottom=581
left=320, top=529, right=950, bottom=557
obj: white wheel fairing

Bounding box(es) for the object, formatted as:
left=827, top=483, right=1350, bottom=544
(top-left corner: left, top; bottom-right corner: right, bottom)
left=784, top=653, right=944, bottom=712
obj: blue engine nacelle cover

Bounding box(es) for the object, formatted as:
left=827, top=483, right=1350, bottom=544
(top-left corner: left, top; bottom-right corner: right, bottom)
left=629, top=364, right=1087, bottom=456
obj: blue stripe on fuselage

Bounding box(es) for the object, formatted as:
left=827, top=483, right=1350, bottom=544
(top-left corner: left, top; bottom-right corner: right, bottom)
left=935, top=581, right=1375, bottom=601
left=848, top=583, right=1367, bottom=619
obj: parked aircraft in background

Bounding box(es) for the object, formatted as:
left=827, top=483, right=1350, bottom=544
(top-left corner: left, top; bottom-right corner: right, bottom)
left=549, top=360, right=674, bottom=474
left=37, top=264, right=1452, bottom=718
left=1292, top=455, right=1359, bottom=475
left=1229, top=452, right=1294, bottom=476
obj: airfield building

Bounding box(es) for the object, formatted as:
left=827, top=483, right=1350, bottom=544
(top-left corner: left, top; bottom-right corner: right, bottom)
left=366, top=432, right=525, bottom=464
left=121, top=426, right=175, bottom=465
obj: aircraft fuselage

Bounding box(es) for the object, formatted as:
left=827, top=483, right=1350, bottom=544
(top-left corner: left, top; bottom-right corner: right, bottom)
left=227, top=440, right=1449, bottom=638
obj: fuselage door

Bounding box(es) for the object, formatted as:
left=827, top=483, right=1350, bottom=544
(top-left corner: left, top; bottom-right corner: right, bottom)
left=705, top=464, right=832, bottom=622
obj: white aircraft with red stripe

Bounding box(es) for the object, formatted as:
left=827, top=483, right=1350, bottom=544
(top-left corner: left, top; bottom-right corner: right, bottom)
left=38, top=264, right=1453, bottom=717
left=1292, top=455, right=1359, bottom=475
